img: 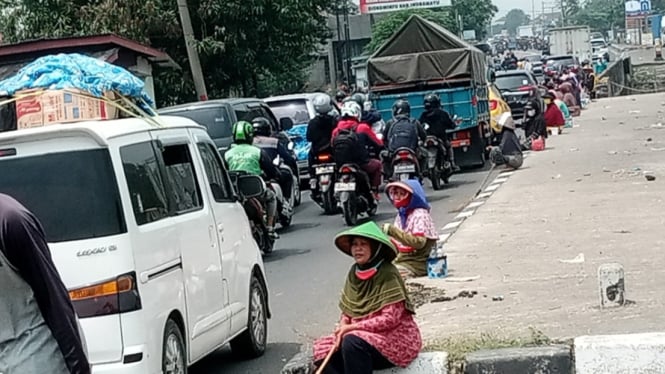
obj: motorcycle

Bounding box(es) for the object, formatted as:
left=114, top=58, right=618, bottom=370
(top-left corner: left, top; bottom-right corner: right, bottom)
left=334, top=163, right=377, bottom=226
left=229, top=171, right=275, bottom=255
left=271, top=155, right=295, bottom=228
left=310, top=150, right=339, bottom=215
left=391, top=147, right=420, bottom=182
left=285, top=136, right=302, bottom=207
left=422, top=123, right=454, bottom=190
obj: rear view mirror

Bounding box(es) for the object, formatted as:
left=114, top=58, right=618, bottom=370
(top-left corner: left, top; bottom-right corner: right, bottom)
left=280, top=117, right=294, bottom=131
left=237, top=175, right=265, bottom=198
left=489, top=70, right=496, bottom=82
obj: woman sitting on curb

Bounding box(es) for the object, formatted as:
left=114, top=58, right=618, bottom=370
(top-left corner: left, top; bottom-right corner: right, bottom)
left=384, top=180, right=438, bottom=279
left=489, top=113, right=523, bottom=170
left=312, top=222, right=422, bottom=374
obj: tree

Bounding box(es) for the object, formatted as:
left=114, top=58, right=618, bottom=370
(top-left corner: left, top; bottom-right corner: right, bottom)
left=570, top=0, right=623, bottom=33
left=561, top=0, right=580, bottom=25
left=454, top=0, right=498, bottom=40
left=503, top=9, right=530, bottom=35
left=0, top=0, right=334, bottom=106
left=364, top=8, right=457, bottom=54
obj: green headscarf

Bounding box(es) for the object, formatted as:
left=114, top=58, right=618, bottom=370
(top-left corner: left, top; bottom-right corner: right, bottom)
left=334, top=222, right=415, bottom=318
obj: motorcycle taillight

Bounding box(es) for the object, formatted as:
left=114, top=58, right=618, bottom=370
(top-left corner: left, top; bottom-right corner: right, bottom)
left=318, top=153, right=332, bottom=162
left=340, top=166, right=353, bottom=173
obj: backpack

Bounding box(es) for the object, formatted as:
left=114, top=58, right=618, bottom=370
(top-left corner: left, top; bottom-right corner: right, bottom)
left=388, top=117, right=418, bottom=153
left=332, top=124, right=360, bottom=165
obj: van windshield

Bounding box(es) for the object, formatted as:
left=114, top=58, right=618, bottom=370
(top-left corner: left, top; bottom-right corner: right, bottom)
left=0, top=149, right=126, bottom=242
left=162, top=107, right=232, bottom=139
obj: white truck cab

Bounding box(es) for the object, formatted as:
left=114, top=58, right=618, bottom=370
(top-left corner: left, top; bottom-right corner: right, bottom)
left=0, top=116, right=270, bottom=373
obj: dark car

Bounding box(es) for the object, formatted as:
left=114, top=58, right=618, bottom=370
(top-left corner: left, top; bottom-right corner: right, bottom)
left=494, top=70, right=542, bottom=124
left=544, top=55, right=580, bottom=76
left=158, top=98, right=294, bottom=151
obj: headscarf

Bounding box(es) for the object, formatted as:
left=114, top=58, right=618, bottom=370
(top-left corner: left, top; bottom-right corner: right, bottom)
left=543, top=92, right=565, bottom=127
left=386, top=180, right=430, bottom=228
left=334, top=222, right=414, bottom=318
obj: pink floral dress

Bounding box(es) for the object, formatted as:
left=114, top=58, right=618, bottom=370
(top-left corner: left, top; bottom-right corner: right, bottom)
left=313, top=301, right=422, bottom=367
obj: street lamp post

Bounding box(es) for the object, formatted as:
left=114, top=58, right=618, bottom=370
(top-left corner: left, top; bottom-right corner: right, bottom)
left=176, top=0, right=208, bottom=101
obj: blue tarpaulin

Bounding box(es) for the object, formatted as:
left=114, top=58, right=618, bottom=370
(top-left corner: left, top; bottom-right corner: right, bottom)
left=286, top=124, right=310, bottom=161
left=0, top=53, right=154, bottom=106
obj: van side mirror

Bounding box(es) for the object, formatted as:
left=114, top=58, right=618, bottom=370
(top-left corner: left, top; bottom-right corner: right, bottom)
left=237, top=175, right=265, bottom=198
left=280, top=117, right=294, bottom=131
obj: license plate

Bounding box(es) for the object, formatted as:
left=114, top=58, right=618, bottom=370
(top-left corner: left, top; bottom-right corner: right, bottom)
left=395, top=164, right=416, bottom=173
left=316, top=166, right=334, bottom=175
left=335, top=182, right=356, bottom=192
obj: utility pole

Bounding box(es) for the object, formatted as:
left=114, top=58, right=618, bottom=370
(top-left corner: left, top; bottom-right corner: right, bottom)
left=560, top=0, right=566, bottom=26
left=177, top=0, right=208, bottom=101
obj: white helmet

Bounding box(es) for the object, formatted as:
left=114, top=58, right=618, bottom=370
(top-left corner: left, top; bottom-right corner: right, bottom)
left=312, top=93, right=333, bottom=115
left=340, top=101, right=361, bottom=120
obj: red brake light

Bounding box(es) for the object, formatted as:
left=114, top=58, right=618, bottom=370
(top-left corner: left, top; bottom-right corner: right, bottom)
left=340, top=166, right=352, bottom=173
left=518, top=85, right=533, bottom=92
left=454, top=131, right=471, bottom=140
left=318, top=153, right=331, bottom=162
left=490, top=100, right=498, bottom=111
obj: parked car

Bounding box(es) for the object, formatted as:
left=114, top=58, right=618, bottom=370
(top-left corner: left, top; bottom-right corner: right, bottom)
left=494, top=70, right=542, bottom=125
left=158, top=98, right=294, bottom=152
left=523, top=54, right=544, bottom=80
left=544, top=55, right=580, bottom=75
left=488, top=83, right=513, bottom=144
left=264, top=93, right=339, bottom=185
left=0, top=116, right=271, bottom=373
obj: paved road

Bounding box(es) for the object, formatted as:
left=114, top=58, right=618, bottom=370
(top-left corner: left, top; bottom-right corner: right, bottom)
left=190, top=164, right=497, bottom=373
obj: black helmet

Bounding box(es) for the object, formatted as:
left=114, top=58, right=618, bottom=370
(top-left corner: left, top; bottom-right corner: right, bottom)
left=252, top=117, right=272, bottom=137
left=423, top=93, right=441, bottom=110
left=335, top=91, right=346, bottom=102
left=392, top=100, right=410, bottom=117
left=349, top=93, right=366, bottom=108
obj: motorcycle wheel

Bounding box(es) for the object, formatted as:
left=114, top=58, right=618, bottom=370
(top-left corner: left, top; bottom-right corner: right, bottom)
left=430, top=168, right=443, bottom=190
left=342, top=199, right=358, bottom=226
left=322, top=189, right=337, bottom=215
left=293, top=177, right=301, bottom=207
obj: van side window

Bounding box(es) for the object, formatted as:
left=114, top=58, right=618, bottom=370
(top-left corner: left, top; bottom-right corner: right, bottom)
left=197, top=143, right=233, bottom=202
left=161, top=144, right=203, bottom=213
left=120, top=141, right=170, bottom=225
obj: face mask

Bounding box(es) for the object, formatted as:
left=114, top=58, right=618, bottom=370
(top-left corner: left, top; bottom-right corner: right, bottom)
left=527, top=109, right=536, bottom=117
left=544, top=99, right=552, bottom=105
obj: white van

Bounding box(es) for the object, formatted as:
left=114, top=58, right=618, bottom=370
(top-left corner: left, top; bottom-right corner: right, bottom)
left=0, top=116, right=270, bottom=373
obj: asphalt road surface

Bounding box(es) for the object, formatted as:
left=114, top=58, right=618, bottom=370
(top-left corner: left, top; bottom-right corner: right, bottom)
left=190, top=163, right=498, bottom=373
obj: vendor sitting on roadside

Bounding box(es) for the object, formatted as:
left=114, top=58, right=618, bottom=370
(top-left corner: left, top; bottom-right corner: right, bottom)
left=489, top=113, right=523, bottom=170
left=551, top=90, right=573, bottom=129
left=383, top=180, right=438, bottom=279
left=543, top=91, right=565, bottom=134
left=312, top=222, right=422, bottom=374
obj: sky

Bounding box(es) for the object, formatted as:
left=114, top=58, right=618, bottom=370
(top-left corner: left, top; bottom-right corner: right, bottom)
left=493, top=0, right=549, bottom=19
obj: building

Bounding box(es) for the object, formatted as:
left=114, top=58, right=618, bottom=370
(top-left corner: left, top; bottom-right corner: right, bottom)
left=0, top=34, right=178, bottom=104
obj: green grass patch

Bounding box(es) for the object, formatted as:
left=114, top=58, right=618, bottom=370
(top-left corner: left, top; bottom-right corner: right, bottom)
left=424, top=327, right=555, bottom=373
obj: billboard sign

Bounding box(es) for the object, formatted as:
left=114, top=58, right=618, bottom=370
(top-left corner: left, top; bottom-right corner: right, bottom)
left=359, top=0, right=452, bottom=14
left=625, top=0, right=651, bottom=16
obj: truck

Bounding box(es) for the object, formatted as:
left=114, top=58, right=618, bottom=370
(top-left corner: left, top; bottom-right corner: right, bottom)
left=367, top=15, right=491, bottom=168
left=548, top=26, right=592, bottom=61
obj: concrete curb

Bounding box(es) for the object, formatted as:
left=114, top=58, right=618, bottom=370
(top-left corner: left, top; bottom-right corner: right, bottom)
left=575, top=333, right=665, bottom=374
left=280, top=351, right=448, bottom=374
left=465, top=345, right=572, bottom=374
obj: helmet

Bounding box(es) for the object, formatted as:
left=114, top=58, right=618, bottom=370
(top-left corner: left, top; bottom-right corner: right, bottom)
left=252, top=117, right=272, bottom=137
left=232, top=121, right=254, bottom=143
left=423, top=93, right=441, bottom=110
left=340, top=101, right=361, bottom=120
left=313, top=93, right=333, bottom=115
left=348, top=93, right=366, bottom=108
left=335, top=91, right=346, bottom=102
left=392, top=100, right=410, bottom=117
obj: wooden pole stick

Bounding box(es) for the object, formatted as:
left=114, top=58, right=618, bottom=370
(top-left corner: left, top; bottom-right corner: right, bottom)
left=314, top=341, right=338, bottom=374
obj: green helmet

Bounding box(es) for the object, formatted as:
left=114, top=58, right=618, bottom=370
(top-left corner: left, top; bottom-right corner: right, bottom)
left=232, top=121, right=254, bottom=143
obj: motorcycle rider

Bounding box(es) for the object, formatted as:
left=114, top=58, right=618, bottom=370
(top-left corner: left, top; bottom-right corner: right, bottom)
left=331, top=101, right=384, bottom=201
left=225, top=121, right=280, bottom=239
left=307, top=93, right=339, bottom=202
left=346, top=93, right=383, bottom=128
left=382, top=100, right=427, bottom=178
left=418, top=93, right=460, bottom=172
left=252, top=117, right=297, bottom=201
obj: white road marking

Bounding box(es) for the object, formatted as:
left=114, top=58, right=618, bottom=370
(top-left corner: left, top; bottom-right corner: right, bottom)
left=442, top=221, right=463, bottom=230
left=456, top=210, right=474, bottom=219
left=438, top=233, right=451, bottom=243
left=476, top=192, right=493, bottom=199
left=467, top=201, right=485, bottom=209
left=485, top=184, right=501, bottom=192
left=498, top=171, right=515, bottom=177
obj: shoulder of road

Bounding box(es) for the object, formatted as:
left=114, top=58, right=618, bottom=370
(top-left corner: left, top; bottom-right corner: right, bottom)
left=283, top=93, right=665, bottom=373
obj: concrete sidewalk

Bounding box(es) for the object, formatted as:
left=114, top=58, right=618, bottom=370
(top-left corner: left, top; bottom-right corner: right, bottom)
left=413, top=92, right=665, bottom=344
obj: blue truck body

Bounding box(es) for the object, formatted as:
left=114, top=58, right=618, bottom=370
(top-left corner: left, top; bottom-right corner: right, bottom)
left=370, top=83, right=491, bottom=167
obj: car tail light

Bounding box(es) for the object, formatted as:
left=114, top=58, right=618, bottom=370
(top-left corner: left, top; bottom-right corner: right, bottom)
left=70, top=272, right=142, bottom=318
left=317, top=153, right=331, bottom=162
left=490, top=100, right=498, bottom=111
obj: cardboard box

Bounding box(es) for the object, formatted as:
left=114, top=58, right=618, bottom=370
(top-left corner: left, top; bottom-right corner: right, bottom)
left=15, top=89, right=118, bottom=129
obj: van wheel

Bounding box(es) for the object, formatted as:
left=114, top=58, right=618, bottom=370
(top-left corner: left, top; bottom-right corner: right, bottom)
left=162, top=319, right=187, bottom=374
left=231, top=277, right=267, bottom=358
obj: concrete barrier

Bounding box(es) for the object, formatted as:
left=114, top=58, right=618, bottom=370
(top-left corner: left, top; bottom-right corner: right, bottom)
left=464, top=345, right=572, bottom=374
left=281, top=351, right=448, bottom=374
left=575, top=333, right=665, bottom=374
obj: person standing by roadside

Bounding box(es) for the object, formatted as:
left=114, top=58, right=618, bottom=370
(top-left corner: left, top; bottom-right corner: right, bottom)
left=0, top=193, right=90, bottom=374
